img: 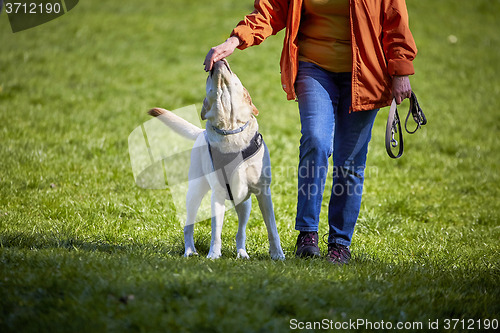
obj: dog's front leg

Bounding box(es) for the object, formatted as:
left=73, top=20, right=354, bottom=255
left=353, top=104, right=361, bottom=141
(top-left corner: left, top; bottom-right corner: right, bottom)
left=256, top=188, right=285, bottom=260
left=235, top=198, right=251, bottom=259
left=184, top=177, right=210, bottom=257
left=184, top=224, right=197, bottom=257
left=207, top=191, right=226, bottom=259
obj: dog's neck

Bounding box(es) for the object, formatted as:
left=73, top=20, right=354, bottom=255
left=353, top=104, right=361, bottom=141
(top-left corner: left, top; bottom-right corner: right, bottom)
left=205, top=117, right=259, bottom=154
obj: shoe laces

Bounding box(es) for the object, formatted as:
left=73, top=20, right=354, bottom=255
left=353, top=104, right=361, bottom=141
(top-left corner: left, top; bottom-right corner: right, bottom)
left=298, top=232, right=317, bottom=246
left=327, top=243, right=351, bottom=262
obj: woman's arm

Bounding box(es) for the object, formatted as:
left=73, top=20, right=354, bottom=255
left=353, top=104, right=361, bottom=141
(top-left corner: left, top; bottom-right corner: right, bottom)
left=204, top=0, right=289, bottom=71
left=382, top=0, right=417, bottom=103
left=230, top=0, right=288, bottom=49
left=204, top=36, right=242, bottom=72
left=382, top=0, right=417, bottom=76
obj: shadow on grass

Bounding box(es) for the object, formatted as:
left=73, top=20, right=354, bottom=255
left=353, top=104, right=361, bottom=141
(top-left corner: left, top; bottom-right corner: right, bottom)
left=0, top=231, right=184, bottom=256
left=0, top=231, right=284, bottom=260
left=1, top=231, right=499, bottom=332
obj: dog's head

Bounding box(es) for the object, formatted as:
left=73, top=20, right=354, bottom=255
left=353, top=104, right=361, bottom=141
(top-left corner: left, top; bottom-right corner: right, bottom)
left=201, top=59, right=258, bottom=126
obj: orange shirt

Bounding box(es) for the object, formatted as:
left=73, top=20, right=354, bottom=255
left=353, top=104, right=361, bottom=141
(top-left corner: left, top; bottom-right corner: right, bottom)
left=298, top=0, right=352, bottom=73
left=231, top=0, right=417, bottom=112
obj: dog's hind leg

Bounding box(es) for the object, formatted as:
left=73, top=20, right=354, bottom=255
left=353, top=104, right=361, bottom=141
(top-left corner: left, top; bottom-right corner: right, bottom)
left=207, top=191, right=226, bottom=259
left=256, top=188, right=285, bottom=260
left=184, top=177, right=210, bottom=257
left=235, top=198, right=251, bottom=259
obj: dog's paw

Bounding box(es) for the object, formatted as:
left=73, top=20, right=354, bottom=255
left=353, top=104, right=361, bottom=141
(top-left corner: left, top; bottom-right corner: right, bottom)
left=206, top=251, right=222, bottom=260
left=236, top=249, right=250, bottom=259
left=270, top=250, right=286, bottom=261
left=184, top=248, right=199, bottom=257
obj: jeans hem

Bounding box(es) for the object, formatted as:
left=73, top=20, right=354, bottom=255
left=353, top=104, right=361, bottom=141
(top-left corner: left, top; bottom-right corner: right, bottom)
left=295, top=226, right=319, bottom=232
left=328, top=238, right=351, bottom=247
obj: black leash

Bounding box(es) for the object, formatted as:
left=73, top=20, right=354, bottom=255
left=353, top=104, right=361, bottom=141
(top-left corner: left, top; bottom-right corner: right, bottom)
left=385, top=91, right=427, bottom=159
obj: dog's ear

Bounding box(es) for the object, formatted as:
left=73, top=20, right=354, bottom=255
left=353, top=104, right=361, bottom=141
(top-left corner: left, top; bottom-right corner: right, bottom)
left=243, top=87, right=259, bottom=116
left=201, top=98, right=209, bottom=120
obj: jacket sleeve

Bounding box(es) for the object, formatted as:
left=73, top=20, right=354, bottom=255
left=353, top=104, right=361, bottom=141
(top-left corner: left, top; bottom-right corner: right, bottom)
left=382, top=0, right=417, bottom=76
left=230, top=0, right=289, bottom=50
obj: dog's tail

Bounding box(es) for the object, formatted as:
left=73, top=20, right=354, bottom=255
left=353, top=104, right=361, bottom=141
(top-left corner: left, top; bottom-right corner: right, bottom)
left=148, top=108, right=203, bottom=141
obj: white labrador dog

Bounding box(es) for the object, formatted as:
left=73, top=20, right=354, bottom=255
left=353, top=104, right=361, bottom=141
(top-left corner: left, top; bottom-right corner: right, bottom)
left=149, top=59, right=284, bottom=260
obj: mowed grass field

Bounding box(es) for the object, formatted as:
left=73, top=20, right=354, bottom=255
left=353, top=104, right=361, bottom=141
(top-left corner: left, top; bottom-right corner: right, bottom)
left=1, top=0, right=499, bottom=332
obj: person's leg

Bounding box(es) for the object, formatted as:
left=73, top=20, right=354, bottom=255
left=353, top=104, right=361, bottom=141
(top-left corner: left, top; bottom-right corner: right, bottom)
left=327, top=73, right=378, bottom=247
left=295, top=62, right=338, bottom=233
left=294, top=62, right=339, bottom=256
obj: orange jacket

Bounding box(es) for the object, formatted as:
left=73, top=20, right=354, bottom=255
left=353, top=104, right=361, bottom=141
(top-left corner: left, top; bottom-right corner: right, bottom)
left=231, top=0, right=417, bottom=111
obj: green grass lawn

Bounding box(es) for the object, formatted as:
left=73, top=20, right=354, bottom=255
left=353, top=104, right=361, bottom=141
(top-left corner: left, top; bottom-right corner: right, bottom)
left=1, top=0, right=499, bottom=332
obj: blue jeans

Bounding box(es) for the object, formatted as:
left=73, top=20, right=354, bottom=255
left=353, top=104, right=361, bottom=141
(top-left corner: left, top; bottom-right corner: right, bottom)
left=295, top=61, right=378, bottom=247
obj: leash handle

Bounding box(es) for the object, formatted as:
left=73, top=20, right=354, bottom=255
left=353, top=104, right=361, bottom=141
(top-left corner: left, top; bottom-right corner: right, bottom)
left=385, top=99, right=404, bottom=159
left=385, top=92, right=427, bottom=159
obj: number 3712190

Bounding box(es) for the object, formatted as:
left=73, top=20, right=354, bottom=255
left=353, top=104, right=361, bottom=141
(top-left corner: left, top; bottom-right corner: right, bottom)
left=5, top=2, right=62, bottom=14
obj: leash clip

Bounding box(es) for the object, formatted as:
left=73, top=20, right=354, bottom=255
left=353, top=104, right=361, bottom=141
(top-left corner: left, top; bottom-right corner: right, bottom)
left=391, top=132, right=398, bottom=148
left=390, top=112, right=400, bottom=148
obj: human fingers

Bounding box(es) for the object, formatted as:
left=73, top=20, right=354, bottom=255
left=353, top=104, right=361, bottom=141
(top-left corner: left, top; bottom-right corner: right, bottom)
left=204, top=46, right=227, bottom=72
left=397, top=87, right=412, bottom=104
left=203, top=38, right=239, bottom=72
left=203, top=45, right=226, bottom=72
left=392, top=76, right=412, bottom=104
left=203, top=48, right=216, bottom=72
left=208, top=46, right=232, bottom=69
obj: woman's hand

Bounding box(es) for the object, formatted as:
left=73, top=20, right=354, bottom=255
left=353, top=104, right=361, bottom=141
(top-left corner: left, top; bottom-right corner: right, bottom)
left=203, top=36, right=241, bottom=72
left=392, top=75, right=412, bottom=104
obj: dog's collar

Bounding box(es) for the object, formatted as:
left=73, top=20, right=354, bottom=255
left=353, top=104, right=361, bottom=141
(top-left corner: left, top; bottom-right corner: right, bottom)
left=211, top=121, right=250, bottom=136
